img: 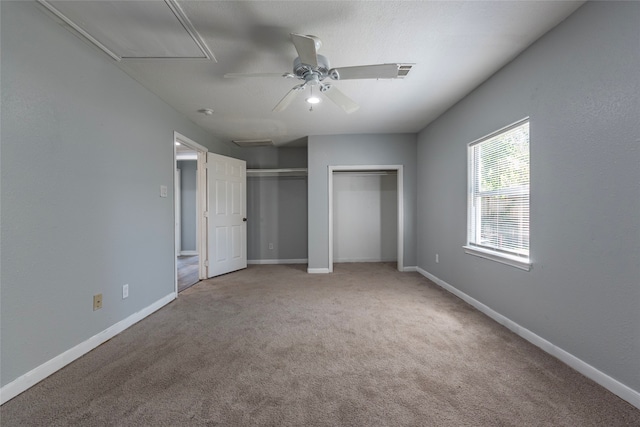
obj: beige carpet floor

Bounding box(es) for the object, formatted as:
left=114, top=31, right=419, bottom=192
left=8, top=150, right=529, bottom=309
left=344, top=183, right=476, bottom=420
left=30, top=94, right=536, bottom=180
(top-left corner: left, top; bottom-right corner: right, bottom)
left=1, top=263, right=638, bottom=426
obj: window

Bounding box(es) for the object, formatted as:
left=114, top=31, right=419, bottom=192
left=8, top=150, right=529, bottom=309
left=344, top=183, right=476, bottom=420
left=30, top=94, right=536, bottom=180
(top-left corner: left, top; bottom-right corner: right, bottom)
left=465, top=118, right=530, bottom=270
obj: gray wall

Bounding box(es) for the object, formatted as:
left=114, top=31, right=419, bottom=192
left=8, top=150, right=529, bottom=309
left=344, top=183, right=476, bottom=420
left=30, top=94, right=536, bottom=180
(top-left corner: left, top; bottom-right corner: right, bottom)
left=177, top=160, right=197, bottom=252
left=417, top=2, right=639, bottom=392
left=240, top=146, right=308, bottom=261
left=0, top=1, right=235, bottom=387
left=238, top=145, right=307, bottom=170
left=307, top=134, right=417, bottom=270
left=247, top=176, right=308, bottom=261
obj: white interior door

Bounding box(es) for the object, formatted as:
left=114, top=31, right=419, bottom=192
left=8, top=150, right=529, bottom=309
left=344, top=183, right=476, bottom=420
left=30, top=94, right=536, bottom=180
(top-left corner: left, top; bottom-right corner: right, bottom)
left=207, top=152, right=247, bottom=278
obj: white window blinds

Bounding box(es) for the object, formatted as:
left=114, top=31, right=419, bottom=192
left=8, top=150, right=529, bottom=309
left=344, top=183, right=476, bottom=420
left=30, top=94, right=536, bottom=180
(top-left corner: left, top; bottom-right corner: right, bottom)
left=468, top=119, right=530, bottom=260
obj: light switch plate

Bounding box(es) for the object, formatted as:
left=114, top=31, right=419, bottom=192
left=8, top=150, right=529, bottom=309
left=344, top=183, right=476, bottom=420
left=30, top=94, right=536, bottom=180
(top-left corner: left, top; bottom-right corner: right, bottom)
left=160, top=185, right=168, bottom=198
left=93, top=294, right=103, bottom=311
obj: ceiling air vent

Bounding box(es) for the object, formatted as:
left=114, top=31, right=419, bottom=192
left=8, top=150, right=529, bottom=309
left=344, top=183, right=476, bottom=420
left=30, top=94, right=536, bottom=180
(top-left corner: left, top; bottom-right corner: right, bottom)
left=232, top=139, right=274, bottom=148
left=397, top=64, right=413, bottom=78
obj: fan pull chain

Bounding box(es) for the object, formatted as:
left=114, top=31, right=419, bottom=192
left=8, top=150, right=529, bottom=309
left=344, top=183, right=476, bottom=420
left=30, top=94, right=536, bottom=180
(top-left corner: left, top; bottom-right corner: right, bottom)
left=309, top=87, right=315, bottom=112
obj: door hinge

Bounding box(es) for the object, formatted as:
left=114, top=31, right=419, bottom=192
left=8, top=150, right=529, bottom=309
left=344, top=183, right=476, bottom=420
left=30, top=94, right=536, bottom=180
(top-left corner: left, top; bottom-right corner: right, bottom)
left=204, top=211, right=209, bottom=218
left=204, top=260, right=209, bottom=267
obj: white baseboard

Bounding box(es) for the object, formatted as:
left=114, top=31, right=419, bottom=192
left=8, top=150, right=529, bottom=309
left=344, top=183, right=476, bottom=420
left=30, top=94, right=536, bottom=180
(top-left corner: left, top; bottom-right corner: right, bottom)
left=0, top=292, right=176, bottom=405
left=307, top=265, right=416, bottom=274
left=179, top=250, right=197, bottom=256
left=333, top=258, right=397, bottom=263
left=307, top=268, right=330, bottom=274
left=248, top=259, right=308, bottom=265
left=415, top=267, right=640, bottom=410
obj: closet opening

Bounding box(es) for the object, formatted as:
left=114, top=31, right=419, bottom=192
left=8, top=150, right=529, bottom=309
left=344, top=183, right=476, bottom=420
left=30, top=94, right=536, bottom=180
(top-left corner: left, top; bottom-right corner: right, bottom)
left=328, top=165, right=404, bottom=273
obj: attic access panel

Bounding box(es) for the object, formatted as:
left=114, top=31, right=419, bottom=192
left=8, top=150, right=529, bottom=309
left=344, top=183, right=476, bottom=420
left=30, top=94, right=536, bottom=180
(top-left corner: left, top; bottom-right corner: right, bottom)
left=39, top=0, right=214, bottom=61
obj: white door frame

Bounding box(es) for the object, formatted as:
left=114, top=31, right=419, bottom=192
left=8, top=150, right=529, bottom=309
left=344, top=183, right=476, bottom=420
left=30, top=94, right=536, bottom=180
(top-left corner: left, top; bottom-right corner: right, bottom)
left=174, top=132, right=208, bottom=295
left=175, top=168, right=181, bottom=256
left=328, top=165, right=404, bottom=273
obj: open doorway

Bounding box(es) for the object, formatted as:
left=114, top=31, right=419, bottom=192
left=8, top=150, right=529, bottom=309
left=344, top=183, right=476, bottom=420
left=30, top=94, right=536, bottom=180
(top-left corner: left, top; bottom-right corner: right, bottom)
left=176, top=153, right=198, bottom=291
left=174, top=132, right=207, bottom=293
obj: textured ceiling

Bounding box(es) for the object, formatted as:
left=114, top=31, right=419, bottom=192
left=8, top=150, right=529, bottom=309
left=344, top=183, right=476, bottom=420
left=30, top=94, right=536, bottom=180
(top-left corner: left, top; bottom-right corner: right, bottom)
left=52, top=1, right=584, bottom=146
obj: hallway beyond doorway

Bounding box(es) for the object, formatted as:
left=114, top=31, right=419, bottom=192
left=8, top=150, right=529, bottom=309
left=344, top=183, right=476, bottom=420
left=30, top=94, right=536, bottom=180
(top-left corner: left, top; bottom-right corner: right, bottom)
left=177, top=255, right=199, bottom=292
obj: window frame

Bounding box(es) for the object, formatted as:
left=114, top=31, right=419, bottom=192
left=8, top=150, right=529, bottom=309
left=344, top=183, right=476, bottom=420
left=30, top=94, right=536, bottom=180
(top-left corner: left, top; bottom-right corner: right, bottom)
left=463, top=117, right=531, bottom=271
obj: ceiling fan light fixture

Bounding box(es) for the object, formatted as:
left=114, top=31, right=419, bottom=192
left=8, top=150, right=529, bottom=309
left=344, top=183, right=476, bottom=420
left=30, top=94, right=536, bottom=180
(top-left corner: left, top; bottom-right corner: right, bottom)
left=229, top=33, right=409, bottom=113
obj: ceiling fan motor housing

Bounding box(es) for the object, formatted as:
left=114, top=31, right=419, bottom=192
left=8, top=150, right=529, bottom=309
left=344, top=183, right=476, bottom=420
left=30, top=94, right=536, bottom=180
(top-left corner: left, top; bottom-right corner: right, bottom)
left=293, top=54, right=330, bottom=80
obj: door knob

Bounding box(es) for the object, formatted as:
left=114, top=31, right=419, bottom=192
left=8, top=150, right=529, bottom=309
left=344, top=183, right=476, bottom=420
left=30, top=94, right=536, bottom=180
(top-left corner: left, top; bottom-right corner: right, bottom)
left=243, top=218, right=247, bottom=222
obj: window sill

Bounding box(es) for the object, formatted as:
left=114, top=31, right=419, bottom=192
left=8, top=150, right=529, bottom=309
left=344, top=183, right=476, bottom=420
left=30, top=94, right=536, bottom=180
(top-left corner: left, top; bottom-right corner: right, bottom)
left=463, top=245, right=531, bottom=271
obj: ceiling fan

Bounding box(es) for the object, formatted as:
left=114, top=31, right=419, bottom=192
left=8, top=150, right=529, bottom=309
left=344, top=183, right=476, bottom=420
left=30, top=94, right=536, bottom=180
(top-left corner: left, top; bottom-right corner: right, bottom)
left=224, top=33, right=413, bottom=113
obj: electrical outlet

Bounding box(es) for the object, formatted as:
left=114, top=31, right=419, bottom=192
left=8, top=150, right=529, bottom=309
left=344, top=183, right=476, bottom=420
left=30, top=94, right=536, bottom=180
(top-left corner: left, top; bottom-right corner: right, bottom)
left=436, top=253, right=439, bottom=264
left=122, top=284, right=129, bottom=299
left=268, top=243, right=274, bottom=250
left=93, top=294, right=103, bottom=311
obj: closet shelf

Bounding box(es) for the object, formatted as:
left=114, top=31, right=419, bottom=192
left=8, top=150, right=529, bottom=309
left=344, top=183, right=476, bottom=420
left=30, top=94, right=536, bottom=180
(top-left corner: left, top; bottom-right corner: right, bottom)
left=246, top=168, right=307, bottom=177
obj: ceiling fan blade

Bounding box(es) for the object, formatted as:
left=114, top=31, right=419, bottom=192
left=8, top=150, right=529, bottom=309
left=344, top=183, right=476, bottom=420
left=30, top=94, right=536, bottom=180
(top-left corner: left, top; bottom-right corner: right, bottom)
left=321, top=85, right=359, bottom=114
left=273, top=84, right=305, bottom=112
left=290, top=33, right=319, bottom=67
left=329, top=64, right=411, bottom=80
left=224, top=72, right=294, bottom=79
